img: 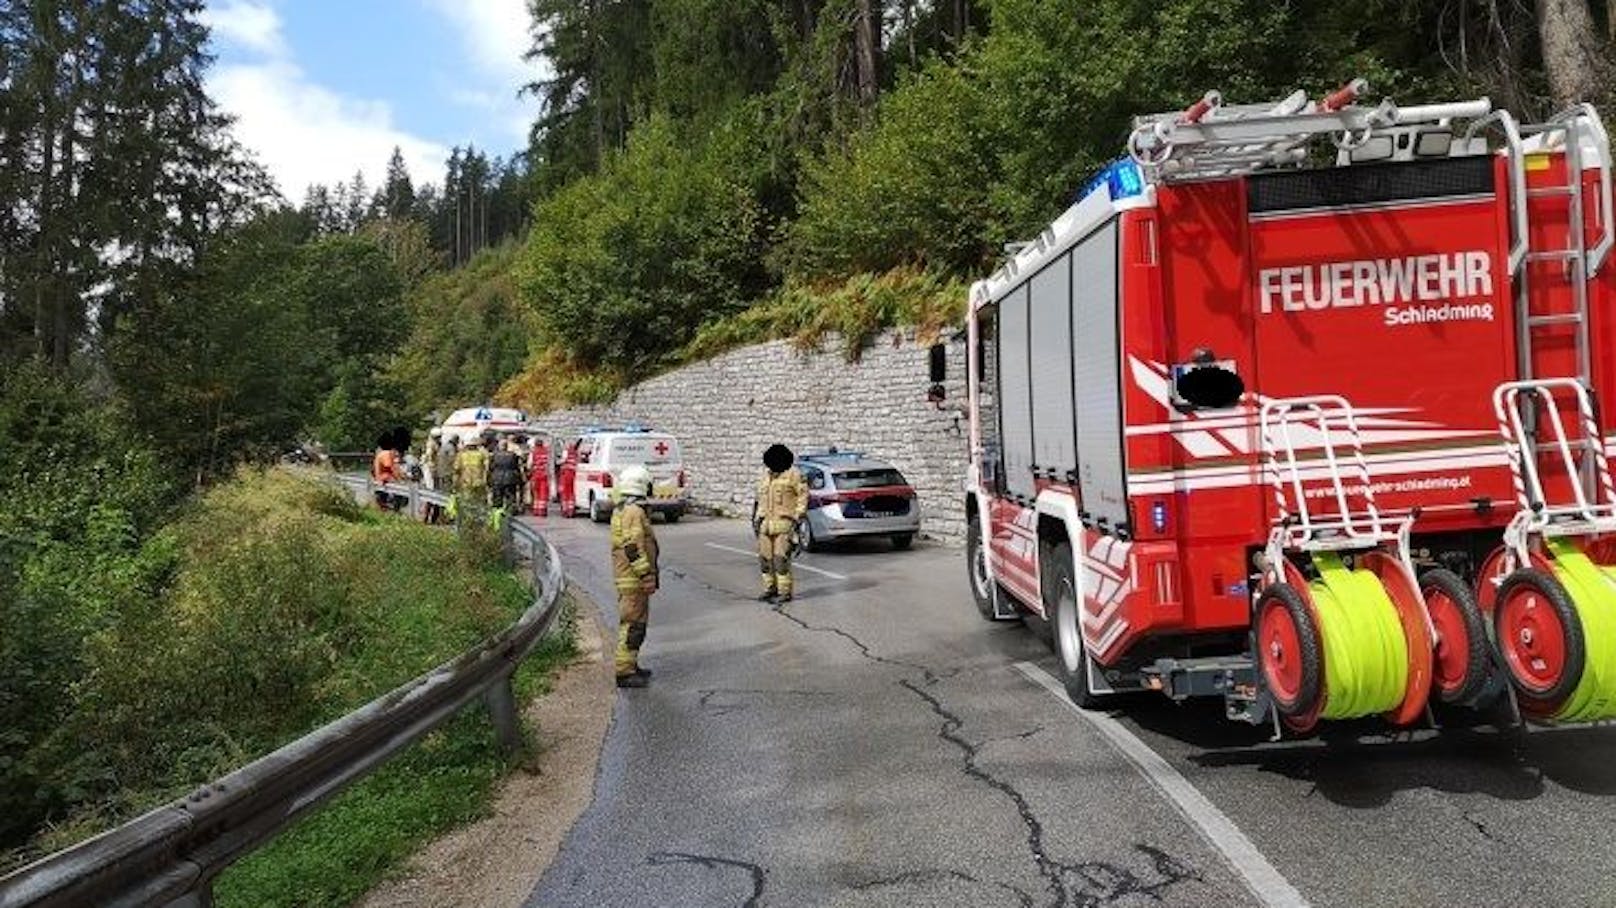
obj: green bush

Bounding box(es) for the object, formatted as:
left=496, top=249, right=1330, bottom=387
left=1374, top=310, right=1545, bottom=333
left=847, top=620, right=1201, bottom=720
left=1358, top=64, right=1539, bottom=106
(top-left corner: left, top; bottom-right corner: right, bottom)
left=4, top=470, right=531, bottom=868
left=683, top=267, right=967, bottom=362
left=517, top=111, right=772, bottom=375
left=783, top=62, right=1001, bottom=279
left=389, top=241, right=536, bottom=419
left=0, top=362, right=175, bottom=849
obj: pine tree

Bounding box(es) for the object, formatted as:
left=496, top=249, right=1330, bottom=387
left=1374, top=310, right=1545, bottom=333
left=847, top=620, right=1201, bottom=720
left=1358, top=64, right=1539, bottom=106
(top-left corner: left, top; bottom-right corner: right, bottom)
left=381, top=147, right=416, bottom=220
left=0, top=0, right=270, bottom=367
left=344, top=171, right=370, bottom=232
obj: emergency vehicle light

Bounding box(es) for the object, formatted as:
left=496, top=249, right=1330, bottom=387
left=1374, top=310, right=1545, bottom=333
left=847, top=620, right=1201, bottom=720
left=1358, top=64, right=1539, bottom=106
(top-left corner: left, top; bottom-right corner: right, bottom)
left=1079, top=158, right=1146, bottom=203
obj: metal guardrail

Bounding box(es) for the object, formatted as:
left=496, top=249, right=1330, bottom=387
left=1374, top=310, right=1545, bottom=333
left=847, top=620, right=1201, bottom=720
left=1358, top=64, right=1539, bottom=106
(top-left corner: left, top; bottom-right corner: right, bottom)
left=0, top=475, right=567, bottom=908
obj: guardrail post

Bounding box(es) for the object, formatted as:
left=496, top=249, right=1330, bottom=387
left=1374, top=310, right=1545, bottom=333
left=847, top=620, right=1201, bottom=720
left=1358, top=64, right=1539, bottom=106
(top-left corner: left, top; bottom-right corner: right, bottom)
left=485, top=675, right=521, bottom=753
left=408, top=483, right=420, bottom=520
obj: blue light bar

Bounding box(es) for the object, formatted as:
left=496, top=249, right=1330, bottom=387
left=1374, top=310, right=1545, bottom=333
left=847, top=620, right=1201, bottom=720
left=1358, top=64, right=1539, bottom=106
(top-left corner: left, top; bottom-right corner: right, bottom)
left=1077, top=157, right=1145, bottom=203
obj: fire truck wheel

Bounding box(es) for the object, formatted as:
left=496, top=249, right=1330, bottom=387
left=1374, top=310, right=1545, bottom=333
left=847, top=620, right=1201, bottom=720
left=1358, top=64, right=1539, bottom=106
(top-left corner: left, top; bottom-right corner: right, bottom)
left=589, top=495, right=607, bottom=524
left=1255, top=583, right=1323, bottom=719
left=1421, top=568, right=1491, bottom=704
left=1493, top=568, right=1585, bottom=709
left=1048, top=543, right=1104, bottom=709
left=966, top=517, right=999, bottom=621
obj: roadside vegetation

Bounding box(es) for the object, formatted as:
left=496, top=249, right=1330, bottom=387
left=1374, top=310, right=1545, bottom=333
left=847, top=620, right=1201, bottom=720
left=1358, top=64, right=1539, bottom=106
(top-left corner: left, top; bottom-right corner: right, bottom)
left=0, top=467, right=573, bottom=882
left=3, top=0, right=1613, bottom=883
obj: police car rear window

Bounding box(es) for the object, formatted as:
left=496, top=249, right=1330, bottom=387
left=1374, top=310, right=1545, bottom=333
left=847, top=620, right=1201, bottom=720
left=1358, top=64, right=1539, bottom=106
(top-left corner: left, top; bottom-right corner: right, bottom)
left=833, top=468, right=907, bottom=489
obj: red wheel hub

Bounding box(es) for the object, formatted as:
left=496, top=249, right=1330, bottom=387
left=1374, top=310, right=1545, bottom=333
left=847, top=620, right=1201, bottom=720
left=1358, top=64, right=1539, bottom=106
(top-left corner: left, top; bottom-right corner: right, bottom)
left=1259, top=599, right=1306, bottom=705
left=1497, top=583, right=1569, bottom=695
left=1426, top=586, right=1470, bottom=696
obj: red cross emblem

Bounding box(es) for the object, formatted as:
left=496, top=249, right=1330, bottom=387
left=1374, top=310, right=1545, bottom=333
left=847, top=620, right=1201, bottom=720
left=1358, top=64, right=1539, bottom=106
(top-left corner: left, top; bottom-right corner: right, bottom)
left=653, top=441, right=670, bottom=456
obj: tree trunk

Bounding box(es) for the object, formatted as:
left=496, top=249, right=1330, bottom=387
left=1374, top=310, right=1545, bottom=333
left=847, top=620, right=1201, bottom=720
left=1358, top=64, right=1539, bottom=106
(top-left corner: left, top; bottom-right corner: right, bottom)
left=853, top=0, right=879, bottom=106
left=903, top=0, right=915, bottom=67
left=1535, top=0, right=1606, bottom=106
left=588, top=0, right=605, bottom=165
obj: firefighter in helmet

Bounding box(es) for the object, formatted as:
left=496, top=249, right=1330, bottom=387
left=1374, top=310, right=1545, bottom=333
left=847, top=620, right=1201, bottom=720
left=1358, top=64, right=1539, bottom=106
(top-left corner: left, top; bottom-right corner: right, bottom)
left=753, top=443, right=808, bottom=603
left=611, top=464, right=659, bottom=688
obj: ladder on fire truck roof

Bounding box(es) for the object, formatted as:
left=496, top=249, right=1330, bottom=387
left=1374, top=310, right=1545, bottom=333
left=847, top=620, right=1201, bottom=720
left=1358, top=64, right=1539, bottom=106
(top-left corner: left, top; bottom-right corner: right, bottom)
left=1468, top=104, right=1615, bottom=496
left=1126, top=79, right=1495, bottom=183
left=1467, top=105, right=1615, bottom=389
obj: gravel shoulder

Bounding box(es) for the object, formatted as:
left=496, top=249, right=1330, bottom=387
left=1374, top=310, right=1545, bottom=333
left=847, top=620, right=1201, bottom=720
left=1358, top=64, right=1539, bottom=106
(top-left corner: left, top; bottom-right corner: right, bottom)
left=358, top=597, right=615, bottom=908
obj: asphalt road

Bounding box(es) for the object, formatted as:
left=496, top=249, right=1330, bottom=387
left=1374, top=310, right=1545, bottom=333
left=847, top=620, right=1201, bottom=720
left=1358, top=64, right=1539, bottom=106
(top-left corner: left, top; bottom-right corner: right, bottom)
left=522, top=513, right=1616, bottom=908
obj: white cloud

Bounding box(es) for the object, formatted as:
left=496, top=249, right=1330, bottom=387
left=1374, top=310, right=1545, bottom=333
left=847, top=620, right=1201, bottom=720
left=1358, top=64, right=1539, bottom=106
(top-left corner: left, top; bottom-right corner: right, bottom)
left=425, top=0, right=546, bottom=143
left=211, top=60, right=449, bottom=201
left=200, top=0, right=286, bottom=58
left=426, top=0, right=536, bottom=85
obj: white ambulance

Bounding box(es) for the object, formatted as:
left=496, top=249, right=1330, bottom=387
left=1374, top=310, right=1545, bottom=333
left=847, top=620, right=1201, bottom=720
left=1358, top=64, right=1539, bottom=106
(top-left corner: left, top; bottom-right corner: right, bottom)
left=566, top=426, right=689, bottom=523
left=438, top=406, right=546, bottom=446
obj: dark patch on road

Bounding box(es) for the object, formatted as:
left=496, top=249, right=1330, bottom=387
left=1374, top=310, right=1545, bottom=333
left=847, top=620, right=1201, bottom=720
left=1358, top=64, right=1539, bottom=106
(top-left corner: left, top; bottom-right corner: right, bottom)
left=900, top=679, right=1201, bottom=907
left=977, top=725, right=1045, bottom=747
left=1069, top=844, right=1203, bottom=906
left=1463, top=811, right=1499, bottom=842
left=772, top=602, right=952, bottom=684
left=697, top=687, right=834, bottom=717
left=646, top=851, right=766, bottom=907
left=851, top=868, right=1037, bottom=907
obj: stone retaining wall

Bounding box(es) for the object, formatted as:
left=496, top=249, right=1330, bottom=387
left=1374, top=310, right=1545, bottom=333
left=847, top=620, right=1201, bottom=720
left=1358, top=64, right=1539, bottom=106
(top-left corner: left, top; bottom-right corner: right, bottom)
left=531, top=330, right=972, bottom=544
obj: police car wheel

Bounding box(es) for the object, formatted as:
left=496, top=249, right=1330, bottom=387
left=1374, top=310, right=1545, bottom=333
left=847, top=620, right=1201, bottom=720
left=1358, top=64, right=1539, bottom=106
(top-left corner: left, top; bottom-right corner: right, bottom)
left=802, top=520, right=821, bottom=553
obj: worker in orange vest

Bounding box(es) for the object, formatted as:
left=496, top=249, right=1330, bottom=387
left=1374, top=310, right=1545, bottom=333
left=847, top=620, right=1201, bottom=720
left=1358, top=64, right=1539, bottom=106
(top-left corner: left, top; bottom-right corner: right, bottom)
left=372, top=432, right=401, bottom=510
left=530, top=437, right=551, bottom=516
left=558, top=440, right=580, bottom=518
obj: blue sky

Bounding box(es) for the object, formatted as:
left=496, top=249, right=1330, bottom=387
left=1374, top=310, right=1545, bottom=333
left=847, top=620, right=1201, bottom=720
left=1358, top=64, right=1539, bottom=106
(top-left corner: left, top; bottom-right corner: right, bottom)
left=201, top=0, right=548, bottom=201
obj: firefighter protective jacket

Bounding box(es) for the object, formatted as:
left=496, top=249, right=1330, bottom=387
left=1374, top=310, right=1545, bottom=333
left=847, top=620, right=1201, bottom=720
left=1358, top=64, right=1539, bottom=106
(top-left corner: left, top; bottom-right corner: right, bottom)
left=611, top=500, right=659, bottom=593
left=455, top=447, right=489, bottom=491
left=755, top=469, right=808, bottom=536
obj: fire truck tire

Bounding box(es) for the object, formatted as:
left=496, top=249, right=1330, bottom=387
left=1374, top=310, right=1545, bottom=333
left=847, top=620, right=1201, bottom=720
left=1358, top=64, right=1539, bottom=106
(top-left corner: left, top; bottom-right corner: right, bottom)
left=1255, top=583, right=1323, bottom=719
left=1048, top=543, right=1105, bottom=709
left=663, top=508, right=683, bottom=524
left=1420, top=568, right=1491, bottom=704
left=1492, top=568, right=1585, bottom=710
left=966, top=518, right=1002, bottom=621
left=589, top=495, right=607, bottom=523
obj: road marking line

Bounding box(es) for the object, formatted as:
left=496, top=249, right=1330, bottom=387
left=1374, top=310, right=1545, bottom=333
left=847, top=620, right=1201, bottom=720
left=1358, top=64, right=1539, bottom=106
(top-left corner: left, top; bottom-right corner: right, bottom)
left=703, top=542, right=850, bottom=580
left=1014, top=661, right=1310, bottom=908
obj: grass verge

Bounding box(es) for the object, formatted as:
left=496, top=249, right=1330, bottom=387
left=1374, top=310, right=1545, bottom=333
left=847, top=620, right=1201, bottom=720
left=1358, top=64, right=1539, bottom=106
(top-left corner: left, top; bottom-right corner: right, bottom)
left=213, top=596, right=580, bottom=908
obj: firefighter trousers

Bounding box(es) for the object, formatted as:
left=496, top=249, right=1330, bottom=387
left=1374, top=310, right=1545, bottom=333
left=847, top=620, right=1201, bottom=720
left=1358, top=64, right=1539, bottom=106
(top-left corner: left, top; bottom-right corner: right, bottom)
left=758, top=532, right=794, bottom=596
left=615, top=590, right=650, bottom=678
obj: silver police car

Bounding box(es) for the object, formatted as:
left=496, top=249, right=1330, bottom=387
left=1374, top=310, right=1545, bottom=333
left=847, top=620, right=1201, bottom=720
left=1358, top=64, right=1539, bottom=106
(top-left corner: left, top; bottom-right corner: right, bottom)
left=797, top=451, right=922, bottom=551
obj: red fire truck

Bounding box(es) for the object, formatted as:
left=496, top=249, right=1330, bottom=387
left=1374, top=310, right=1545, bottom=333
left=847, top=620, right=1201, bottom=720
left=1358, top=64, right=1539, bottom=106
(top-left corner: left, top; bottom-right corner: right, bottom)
left=964, top=80, right=1616, bottom=733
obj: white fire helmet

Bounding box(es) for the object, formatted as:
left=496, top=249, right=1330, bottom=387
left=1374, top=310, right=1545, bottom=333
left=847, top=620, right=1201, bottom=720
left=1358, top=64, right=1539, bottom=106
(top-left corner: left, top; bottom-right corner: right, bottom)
left=618, top=464, right=654, bottom=499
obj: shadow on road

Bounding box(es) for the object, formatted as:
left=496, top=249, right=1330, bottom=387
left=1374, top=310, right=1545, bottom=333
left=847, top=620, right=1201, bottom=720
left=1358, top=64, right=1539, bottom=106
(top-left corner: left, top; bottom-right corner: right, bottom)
left=1118, top=695, right=1616, bottom=808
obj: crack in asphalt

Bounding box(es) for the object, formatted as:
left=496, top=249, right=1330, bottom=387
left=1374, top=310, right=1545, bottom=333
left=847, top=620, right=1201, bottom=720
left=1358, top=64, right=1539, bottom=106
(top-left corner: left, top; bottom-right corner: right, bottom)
left=850, top=868, right=1037, bottom=907
left=697, top=687, right=834, bottom=717
left=772, top=602, right=951, bottom=684
left=901, top=679, right=1201, bottom=908
left=667, top=550, right=1199, bottom=907
left=646, top=851, right=766, bottom=907
left=1462, top=811, right=1499, bottom=842
left=975, top=724, right=1046, bottom=747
